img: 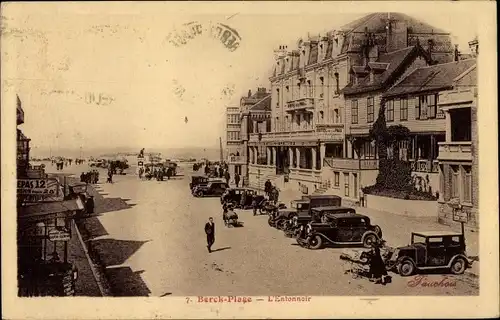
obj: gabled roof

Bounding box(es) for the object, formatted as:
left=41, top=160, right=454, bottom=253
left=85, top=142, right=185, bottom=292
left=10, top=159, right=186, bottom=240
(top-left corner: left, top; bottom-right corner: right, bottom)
left=383, top=59, right=477, bottom=98
left=249, top=94, right=271, bottom=112
left=343, top=45, right=431, bottom=95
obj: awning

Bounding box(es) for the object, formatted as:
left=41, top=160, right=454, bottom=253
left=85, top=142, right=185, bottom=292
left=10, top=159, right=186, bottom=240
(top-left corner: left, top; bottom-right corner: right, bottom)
left=18, top=198, right=84, bottom=223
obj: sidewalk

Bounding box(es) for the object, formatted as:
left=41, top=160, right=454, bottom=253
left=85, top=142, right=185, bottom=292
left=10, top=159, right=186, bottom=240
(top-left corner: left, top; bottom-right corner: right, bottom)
left=68, top=221, right=103, bottom=296
left=277, top=187, right=479, bottom=277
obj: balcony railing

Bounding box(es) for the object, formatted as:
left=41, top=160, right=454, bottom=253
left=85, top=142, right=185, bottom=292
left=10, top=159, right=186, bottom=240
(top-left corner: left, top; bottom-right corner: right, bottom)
left=410, top=159, right=440, bottom=173
left=324, top=157, right=379, bottom=170
left=249, top=130, right=315, bottom=143
left=286, top=97, right=314, bottom=112
left=248, top=124, right=344, bottom=144
left=437, top=141, right=472, bottom=161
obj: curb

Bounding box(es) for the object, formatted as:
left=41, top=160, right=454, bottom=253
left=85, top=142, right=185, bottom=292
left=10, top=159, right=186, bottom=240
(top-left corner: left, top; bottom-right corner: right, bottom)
left=74, top=220, right=112, bottom=297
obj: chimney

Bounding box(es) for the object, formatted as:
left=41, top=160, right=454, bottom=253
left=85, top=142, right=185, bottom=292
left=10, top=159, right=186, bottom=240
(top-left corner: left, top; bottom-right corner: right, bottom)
left=248, top=90, right=251, bottom=98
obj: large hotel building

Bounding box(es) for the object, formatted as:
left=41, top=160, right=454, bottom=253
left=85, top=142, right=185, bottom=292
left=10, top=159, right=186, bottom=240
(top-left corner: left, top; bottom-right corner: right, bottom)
left=226, top=12, right=478, bottom=228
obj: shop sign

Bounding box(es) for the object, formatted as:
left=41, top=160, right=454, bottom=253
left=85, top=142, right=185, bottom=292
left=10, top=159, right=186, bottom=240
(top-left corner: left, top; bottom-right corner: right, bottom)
left=17, top=178, right=59, bottom=198
left=48, top=228, right=71, bottom=242
left=452, top=208, right=468, bottom=223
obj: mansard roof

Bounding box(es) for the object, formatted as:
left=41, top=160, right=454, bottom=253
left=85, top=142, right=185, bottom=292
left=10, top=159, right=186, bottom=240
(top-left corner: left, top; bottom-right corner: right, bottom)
left=340, top=12, right=448, bottom=35
left=383, top=59, right=477, bottom=98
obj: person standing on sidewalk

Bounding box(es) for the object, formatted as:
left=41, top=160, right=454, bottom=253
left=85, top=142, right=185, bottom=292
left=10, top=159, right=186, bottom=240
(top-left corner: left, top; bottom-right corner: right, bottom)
left=235, top=173, right=240, bottom=188
left=359, top=186, right=365, bottom=207
left=204, top=217, right=215, bottom=253
left=224, top=170, right=230, bottom=185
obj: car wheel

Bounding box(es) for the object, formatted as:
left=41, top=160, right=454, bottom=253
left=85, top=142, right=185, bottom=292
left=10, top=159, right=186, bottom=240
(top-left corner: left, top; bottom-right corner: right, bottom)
left=308, top=235, right=323, bottom=250
left=195, top=190, right=203, bottom=197
left=373, top=225, right=382, bottom=238
left=363, top=233, right=378, bottom=248
left=259, top=207, right=266, bottom=215
left=398, top=259, right=416, bottom=277
left=450, top=257, right=467, bottom=275
left=267, top=217, right=274, bottom=227
left=277, top=220, right=286, bottom=230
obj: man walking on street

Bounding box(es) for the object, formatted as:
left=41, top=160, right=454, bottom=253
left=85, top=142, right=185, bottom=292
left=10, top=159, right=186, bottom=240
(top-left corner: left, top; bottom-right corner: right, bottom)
left=204, top=217, right=215, bottom=253
left=264, top=179, right=272, bottom=198
left=224, top=170, right=230, bottom=185
left=235, top=173, right=240, bottom=187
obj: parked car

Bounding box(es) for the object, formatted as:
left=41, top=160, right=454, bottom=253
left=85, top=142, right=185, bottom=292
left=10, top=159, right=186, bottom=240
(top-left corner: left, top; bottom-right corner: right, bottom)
left=384, top=231, right=474, bottom=276
left=193, top=181, right=229, bottom=197
left=220, top=188, right=266, bottom=209
left=268, top=199, right=309, bottom=228
left=270, top=195, right=342, bottom=230
left=190, top=176, right=223, bottom=191
left=297, top=213, right=383, bottom=249
left=284, top=206, right=357, bottom=238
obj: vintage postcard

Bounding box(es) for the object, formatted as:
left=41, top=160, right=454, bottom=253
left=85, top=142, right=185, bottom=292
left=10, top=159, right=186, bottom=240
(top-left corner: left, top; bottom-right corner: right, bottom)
left=2, top=1, right=498, bottom=319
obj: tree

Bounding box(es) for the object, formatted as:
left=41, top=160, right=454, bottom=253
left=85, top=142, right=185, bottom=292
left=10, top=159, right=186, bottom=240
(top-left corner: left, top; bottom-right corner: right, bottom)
left=369, top=97, right=388, bottom=160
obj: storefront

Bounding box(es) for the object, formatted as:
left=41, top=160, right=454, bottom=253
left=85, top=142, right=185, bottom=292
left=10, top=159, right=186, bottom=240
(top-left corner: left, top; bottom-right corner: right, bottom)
left=18, top=198, right=84, bottom=296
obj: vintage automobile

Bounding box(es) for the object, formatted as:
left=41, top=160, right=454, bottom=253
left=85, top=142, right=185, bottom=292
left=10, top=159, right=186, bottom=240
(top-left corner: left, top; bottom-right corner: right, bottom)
left=190, top=175, right=208, bottom=190
left=384, top=231, right=474, bottom=276
left=268, top=199, right=309, bottom=228
left=284, top=206, right=357, bottom=238
left=270, top=195, right=342, bottom=230
left=220, top=188, right=266, bottom=209
left=193, top=181, right=229, bottom=197
left=297, top=213, right=383, bottom=249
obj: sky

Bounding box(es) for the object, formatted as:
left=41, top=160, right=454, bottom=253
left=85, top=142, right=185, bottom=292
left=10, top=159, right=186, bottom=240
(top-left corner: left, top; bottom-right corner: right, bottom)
left=2, top=2, right=479, bottom=154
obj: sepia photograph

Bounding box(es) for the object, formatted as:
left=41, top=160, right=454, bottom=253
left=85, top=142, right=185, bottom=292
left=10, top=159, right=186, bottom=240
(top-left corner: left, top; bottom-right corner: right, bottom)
left=1, top=1, right=498, bottom=319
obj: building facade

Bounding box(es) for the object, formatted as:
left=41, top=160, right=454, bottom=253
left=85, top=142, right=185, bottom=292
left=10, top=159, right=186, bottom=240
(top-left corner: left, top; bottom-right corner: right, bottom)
left=248, top=12, right=455, bottom=196
left=436, top=63, right=478, bottom=229
left=226, top=88, right=271, bottom=183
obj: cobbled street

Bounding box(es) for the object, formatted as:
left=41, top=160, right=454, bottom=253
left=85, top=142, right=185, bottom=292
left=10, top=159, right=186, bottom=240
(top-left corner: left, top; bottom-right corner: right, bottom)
left=44, top=162, right=478, bottom=296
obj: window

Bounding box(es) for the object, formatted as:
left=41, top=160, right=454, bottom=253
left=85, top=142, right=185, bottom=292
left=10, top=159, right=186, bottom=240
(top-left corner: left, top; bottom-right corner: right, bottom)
left=344, top=173, right=349, bottom=196
left=367, top=97, right=374, bottom=123
left=276, top=88, right=280, bottom=107
left=307, top=80, right=313, bottom=97
left=463, top=166, right=472, bottom=203
left=400, top=98, right=408, bottom=121
left=334, top=172, right=340, bottom=187
left=386, top=100, right=394, bottom=122
left=451, top=165, right=460, bottom=198
left=285, top=116, right=289, bottom=130
left=418, top=96, right=428, bottom=119
left=319, top=77, right=324, bottom=97
left=428, top=94, right=437, bottom=118
left=334, top=72, right=340, bottom=94
left=415, top=96, right=421, bottom=119
left=363, top=141, right=375, bottom=159
left=351, top=100, right=358, bottom=124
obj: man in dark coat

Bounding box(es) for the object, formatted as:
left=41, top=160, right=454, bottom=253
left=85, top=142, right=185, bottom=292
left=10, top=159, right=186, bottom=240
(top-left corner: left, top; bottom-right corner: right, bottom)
left=224, top=171, right=230, bottom=185
left=234, top=173, right=240, bottom=187
left=264, top=180, right=272, bottom=197
left=204, top=217, right=215, bottom=253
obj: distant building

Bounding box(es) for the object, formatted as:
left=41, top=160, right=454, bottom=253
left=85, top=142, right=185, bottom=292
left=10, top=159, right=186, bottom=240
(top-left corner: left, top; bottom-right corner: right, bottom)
left=226, top=88, right=271, bottom=183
